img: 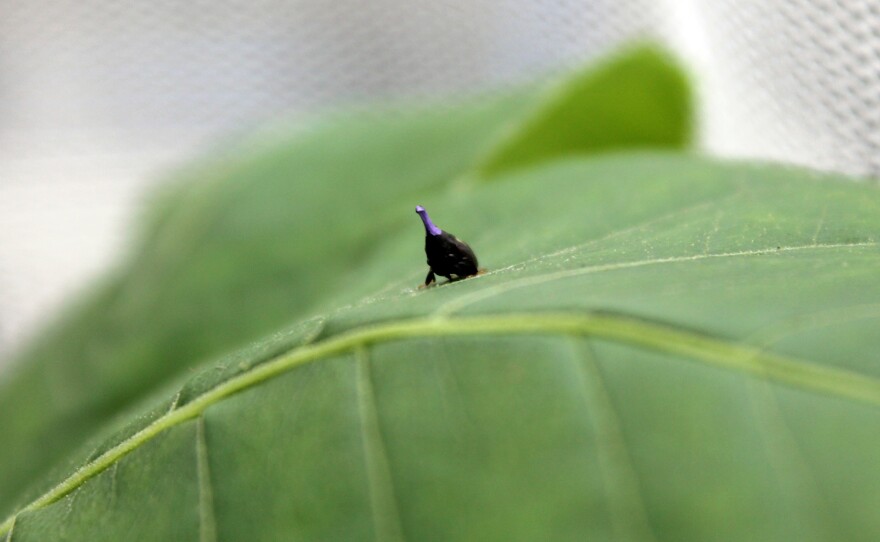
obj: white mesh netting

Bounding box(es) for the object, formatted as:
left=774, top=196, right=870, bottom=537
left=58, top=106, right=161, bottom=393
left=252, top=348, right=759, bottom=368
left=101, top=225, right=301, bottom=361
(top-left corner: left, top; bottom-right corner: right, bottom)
left=1, top=1, right=878, bottom=358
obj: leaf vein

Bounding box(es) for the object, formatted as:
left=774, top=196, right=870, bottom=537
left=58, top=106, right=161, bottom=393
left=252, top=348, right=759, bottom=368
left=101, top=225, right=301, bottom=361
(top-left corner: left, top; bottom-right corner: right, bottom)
left=745, top=377, right=834, bottom=537
left=3, top=309, right=880, bottom=537
left=571, top=339, right=655, bottom=542
left=812, top=206, right=827, bottom=245
left=109, top=463, right=119, bottom=509
left=476, top=190, right=742, bottom=279
left=196, top=416, right=217, bottom=542
left=434, top=241, right=879, bottom=316
left=355, top=346, right=406, bottom=542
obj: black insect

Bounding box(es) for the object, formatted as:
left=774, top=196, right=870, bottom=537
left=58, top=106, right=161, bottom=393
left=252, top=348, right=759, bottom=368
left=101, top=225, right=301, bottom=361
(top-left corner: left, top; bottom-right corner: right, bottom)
left=415, top=205, right=480, bottom=286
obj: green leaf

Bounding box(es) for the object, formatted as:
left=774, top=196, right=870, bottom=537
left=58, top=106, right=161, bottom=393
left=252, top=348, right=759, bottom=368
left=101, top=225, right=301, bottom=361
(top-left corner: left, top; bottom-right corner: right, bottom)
left=3, top=153, right=880, bottom=540
left=0, top=45, right=693, bottom=517
left=476, top=46, right=692, bottom=176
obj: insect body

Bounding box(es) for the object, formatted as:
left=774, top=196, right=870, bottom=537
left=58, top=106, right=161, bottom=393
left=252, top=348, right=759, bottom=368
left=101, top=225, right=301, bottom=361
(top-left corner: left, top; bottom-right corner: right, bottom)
left=415, top=205, right=479, bottom=286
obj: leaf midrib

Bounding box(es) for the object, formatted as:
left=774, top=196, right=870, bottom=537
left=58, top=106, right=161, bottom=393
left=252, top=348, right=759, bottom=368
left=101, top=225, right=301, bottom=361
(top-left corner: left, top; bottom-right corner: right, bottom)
left=3, top=308, right=880, bottom=536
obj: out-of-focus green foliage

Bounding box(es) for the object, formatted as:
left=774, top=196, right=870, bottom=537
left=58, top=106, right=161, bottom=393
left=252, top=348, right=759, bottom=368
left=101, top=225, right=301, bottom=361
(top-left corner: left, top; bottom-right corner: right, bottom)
left=478, top=47, right=692, bottom=176
left=0, top=46, right=692, bottom=519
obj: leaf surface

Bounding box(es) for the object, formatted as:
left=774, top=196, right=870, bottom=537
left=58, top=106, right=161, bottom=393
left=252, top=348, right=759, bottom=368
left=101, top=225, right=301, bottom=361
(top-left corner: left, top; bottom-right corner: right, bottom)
left=0, top=46, right=692, bottom=516
left=4, top=154, right=880, bottom=541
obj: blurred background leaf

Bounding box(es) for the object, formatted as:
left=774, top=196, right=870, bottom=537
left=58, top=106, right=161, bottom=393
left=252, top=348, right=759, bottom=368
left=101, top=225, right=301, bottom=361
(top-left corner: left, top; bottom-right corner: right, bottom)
left=477, top=46, right=691, bottom=176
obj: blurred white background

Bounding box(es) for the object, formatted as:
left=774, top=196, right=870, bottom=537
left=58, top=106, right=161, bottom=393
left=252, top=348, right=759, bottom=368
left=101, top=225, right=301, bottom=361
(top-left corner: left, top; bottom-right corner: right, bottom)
left=1, top=0, right=879, bottom=360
